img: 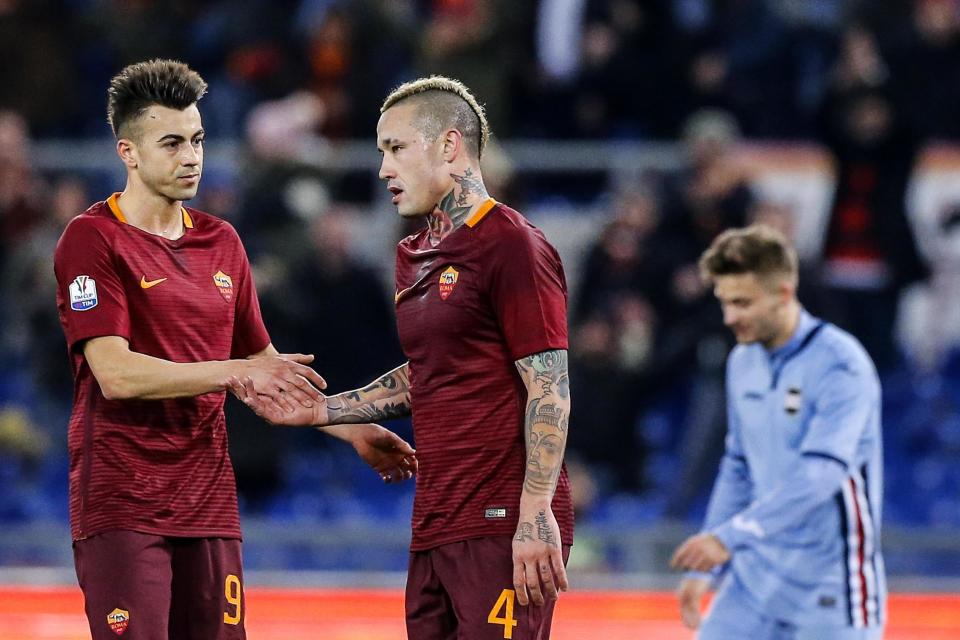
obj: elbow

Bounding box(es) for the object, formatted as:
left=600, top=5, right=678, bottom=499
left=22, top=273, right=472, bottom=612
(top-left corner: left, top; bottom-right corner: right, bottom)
left=96, top=374, right=136, bottom=401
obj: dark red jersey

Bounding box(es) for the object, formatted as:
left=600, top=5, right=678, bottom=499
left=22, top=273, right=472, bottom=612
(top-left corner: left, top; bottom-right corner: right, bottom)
left=54, top=194, right=270, bottom=541
left=395, top=199, right=574, bottom=551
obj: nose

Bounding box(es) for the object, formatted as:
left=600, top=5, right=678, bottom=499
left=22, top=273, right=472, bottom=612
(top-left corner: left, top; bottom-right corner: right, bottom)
left=181, top=143, right=200, bottom=167
left=722, top=306, right=739, bottom=327
left=378, top=154, right=394, bottom=181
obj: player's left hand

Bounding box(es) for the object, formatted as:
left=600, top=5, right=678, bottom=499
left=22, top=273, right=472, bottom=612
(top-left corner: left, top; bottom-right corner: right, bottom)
left=346, top=423, right=418, bottom=483
left=670, top=533, right=730, bottom=573
left=512, top=505, right=569, bottom=607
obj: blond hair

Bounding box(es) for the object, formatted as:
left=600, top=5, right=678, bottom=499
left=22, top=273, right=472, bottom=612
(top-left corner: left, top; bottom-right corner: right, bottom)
left=381, top=76, right=490, bottom=159
left=699, top=224, right=799, bottom=286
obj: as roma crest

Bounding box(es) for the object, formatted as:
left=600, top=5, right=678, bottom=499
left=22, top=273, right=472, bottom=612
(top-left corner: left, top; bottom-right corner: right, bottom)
left=107, top=608, right=129, bottom=635
left=213, top=270, right=234, bottom=302
left=438, top=266, right=459, bottom=300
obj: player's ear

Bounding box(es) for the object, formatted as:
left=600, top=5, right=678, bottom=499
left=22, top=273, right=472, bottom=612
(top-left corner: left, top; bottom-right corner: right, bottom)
left=441, top=129, right=462, bottom=163
left=117, top=138, right=138, bottom=170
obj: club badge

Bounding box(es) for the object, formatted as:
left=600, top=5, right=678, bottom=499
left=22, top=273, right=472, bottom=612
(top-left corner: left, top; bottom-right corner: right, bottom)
left=438, top=266, right=459, bottom=300
left=69, top=275, right=98, bottom=311
left=107, top=608, right=129, bottom=635
left=213, top=270, right=233, bottom=302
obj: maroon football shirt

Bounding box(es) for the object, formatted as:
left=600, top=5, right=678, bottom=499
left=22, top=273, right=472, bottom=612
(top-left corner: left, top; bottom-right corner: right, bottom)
left=395, top=199, right=574, bottom=551
left=54, top=193, right=270, bottom=541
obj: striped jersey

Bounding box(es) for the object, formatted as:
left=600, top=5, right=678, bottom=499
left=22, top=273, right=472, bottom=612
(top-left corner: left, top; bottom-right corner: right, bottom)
left=394, top=199, right=574, bottom=551
left=54, top=194, right=270, bottom=541
left=704, top=309, right=885, bottom=628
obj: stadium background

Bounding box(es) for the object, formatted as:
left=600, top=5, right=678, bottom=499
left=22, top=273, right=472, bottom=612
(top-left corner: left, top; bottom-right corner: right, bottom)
left=2, top=0, right=960, bottom=637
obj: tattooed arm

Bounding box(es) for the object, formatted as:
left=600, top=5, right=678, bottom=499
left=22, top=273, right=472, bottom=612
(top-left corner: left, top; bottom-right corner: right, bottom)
left=511, top=349, right=571, bottom=606
left=324, top=363, right=412, bottom=424
left=226, top=362, right=411, bottom=427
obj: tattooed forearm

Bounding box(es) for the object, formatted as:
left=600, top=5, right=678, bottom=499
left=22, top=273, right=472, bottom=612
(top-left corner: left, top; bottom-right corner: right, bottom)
left=326, top=363, right=412, bottom=424
left=515, top=349, right=571, bottom=498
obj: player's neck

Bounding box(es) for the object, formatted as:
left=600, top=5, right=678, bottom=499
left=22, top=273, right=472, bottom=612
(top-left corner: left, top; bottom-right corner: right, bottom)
left=118, top=183, right=186, bottom=240
left=766, top=301, right=802, bottom=351
left=426, top=166, right=488, bottom=245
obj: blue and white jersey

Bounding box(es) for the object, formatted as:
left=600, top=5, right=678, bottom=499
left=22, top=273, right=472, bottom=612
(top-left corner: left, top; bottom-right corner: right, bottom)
left=703, top=309, right=885, bottom=628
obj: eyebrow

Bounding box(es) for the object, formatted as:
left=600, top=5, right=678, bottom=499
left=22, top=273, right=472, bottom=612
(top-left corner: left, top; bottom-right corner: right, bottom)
left=156, top=129, right=205, bottom=143
left=378, top=136, right=399, bottom=149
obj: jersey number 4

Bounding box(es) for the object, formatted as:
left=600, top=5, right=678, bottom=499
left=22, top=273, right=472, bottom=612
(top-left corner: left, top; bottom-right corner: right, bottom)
left=487, top=589, right=519, bottom=639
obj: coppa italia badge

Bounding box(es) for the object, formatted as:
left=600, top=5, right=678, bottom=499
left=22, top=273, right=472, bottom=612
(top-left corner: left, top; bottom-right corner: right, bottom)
left=438, top=266, right=459, bottom=300
left=213, top=270, right=234, bottom=302
left=106, top=608, right=129, bottom=635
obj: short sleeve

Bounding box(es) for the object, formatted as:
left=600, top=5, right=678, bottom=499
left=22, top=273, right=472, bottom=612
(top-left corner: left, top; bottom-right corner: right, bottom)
left=228, top=230, right=271, bottom=358
left=799, top=359, right=878, bottom=468
left=487, top=225, right=568, bottom=361
left=54, top=219, right=130, bottom=352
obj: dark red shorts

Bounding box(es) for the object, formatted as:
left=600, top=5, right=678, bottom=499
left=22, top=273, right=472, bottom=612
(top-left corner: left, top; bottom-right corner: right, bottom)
left=73, top=530, right=245, bottom=640
left=406, top=536, right=571, bottom=640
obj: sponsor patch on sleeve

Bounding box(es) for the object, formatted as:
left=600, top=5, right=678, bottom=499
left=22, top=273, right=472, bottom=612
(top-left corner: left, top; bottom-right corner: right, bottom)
left=69, top=275, right=98, bottom=311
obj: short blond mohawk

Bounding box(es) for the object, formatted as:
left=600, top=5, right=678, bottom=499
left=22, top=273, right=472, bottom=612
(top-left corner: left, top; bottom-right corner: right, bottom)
left=381, top=75, right=490, bottom=158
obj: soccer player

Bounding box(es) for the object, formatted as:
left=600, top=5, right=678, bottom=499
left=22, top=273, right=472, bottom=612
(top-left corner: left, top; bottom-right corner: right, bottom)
left=54, top=59, right=416, bottom=640
left=670, top=225, right=885, bottom=639
left=231, top=75, right=574, bottom=638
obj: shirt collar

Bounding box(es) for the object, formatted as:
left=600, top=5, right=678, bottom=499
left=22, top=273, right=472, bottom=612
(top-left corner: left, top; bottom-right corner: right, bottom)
left=768, top=308, right=817, bottom=360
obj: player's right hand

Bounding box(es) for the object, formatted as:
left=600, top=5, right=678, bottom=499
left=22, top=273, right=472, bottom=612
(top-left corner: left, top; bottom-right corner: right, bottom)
left=227, top=376, right=327, bottom=427
left=676, top=576, right=710, bottom=630
left=240, top=353, right=326, bottom=411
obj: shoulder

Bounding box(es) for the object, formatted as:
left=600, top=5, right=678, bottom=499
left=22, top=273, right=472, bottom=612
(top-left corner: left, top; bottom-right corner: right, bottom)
left=807, top=322, right=879, bottom=387
left=56, top=202, right=117, bottom=251
left=185, top=207, right=234, bottom=235
left=481, top=203, right=559, bottom=257
left=727, top=343, right=758, bottom=372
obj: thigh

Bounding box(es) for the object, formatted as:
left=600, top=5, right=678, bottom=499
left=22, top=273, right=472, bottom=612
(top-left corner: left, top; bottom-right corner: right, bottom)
left=406, top=549, right=457, bottom=640
left=169, top=537, right=246, bottom=640
left=697, top=575, right=778, bottom=640
left=73, top=530, right=172, bottom=640
left=435, top=537, right=570, bottom=640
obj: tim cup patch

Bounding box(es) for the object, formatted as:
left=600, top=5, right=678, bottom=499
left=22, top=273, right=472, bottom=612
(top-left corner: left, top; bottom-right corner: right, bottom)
left=213, top=270, right=233, bottom=302
left=784, top=387, right=802, bottom=415
left=106, top=608, right=129, bottom=635
left=438, top=266, right=459, bottom=300
left=69, top=275, right=98, bottom=311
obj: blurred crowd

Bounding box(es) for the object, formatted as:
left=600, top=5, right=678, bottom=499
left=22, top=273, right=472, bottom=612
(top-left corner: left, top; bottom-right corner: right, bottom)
left=1, top=0, right=960, bottom=532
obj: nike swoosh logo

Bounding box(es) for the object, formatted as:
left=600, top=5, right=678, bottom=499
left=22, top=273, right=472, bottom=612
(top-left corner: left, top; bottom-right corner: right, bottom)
left=395, top=286, right=412, bottom=303
left=140, top=276, right=167, bottom=289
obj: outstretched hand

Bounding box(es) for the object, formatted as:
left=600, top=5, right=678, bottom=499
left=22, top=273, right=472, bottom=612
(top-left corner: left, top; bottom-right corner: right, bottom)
left=227, top=376, right=326, bottom=427
left=344, top=423, right=418, bottom=483
left=237, top=353, right=327, bottom=412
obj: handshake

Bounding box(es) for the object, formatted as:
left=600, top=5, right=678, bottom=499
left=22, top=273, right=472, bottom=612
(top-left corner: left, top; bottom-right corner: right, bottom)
left=226, top=352, right=417, bottom=484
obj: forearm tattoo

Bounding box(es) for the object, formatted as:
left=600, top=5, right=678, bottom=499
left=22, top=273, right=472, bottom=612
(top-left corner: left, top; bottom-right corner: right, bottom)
left=326, top=364, right=412, bottom=424
left=515, top=350, right=570, bottom=497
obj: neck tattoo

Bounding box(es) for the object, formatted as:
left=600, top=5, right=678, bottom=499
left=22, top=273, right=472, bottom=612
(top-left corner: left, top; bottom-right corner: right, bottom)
left=427, top=168, right=488, bottom=244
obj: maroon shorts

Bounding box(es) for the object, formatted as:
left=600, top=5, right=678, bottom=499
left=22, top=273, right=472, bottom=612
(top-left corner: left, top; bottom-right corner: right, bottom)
left=406, top=536, right=571, bottom=640
left=73, top=530, right=245, bottom=640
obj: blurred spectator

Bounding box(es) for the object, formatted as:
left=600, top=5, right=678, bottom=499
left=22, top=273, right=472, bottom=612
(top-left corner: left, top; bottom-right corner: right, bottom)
left=815, top=27, right=929, bottom=370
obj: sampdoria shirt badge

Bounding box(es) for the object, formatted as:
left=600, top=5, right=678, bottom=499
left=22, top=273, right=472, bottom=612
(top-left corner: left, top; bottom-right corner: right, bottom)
left=69, top=275, right=98, bottom=311
left=438, top=266, right=459, bottom=300
left=213, top=270, right=233, bottom=302
left=785, top=387, right=802, bottom=415
left=106, top=607, right=130, bottom=635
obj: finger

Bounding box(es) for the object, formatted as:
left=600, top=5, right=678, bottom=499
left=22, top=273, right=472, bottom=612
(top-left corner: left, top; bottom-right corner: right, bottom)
left=513, top=559, right=529, bottom=607
left=680, top=600, right=701, bottom=629
left=290, top=363, right=327, bottom=391
left=281, top=383, right=316, bottom=408
left=538, top=561, right=558, bottom=601
left=225, top=376, right=246, bottom=399
left=525, top=560, right=544, bottom=606
left=550, top=549, right=569, bottom=592
left=670, top=542, right=690, bottom=570
left=282, top=352, right=315, bottom=365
